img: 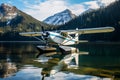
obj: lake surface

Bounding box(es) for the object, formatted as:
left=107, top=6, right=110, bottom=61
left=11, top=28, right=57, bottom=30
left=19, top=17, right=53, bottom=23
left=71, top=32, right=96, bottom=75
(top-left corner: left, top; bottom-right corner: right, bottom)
left=0, top=42, right=120, bottom=80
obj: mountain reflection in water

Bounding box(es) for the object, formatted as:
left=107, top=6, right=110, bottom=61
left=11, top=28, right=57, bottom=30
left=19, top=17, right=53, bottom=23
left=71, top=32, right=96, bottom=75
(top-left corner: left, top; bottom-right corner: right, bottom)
left=0, top=42, right=120, bottom=80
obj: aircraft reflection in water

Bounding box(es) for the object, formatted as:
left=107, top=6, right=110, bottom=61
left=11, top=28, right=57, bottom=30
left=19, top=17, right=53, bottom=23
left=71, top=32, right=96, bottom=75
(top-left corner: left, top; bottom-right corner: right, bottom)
left=0, top=57, right=17, bottom=78
left=34, top=46, right=89, bottom=80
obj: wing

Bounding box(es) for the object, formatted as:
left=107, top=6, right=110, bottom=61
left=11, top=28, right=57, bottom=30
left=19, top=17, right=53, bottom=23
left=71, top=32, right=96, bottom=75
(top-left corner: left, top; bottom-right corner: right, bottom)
left=19, top=32, right=43, bottom=36
left=61, top=27, right=115, bottom=34
left=19, top=27, right=115, bottom=36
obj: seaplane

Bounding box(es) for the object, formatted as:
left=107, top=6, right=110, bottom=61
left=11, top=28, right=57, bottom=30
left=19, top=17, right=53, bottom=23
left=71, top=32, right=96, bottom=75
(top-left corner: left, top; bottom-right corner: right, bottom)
left=19, top=26, right=114, bottom=76
left=19, top=26, right=114, bottom=46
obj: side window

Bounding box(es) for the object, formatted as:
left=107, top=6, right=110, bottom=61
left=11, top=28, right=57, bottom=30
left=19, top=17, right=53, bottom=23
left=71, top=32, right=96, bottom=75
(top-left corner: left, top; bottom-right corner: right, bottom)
left=61, top=32, right=68, bottom=37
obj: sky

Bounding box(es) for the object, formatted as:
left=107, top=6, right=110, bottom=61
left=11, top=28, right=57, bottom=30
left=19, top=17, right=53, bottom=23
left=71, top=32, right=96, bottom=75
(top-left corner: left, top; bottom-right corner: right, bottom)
left=0, top=0, right=117, bottom=21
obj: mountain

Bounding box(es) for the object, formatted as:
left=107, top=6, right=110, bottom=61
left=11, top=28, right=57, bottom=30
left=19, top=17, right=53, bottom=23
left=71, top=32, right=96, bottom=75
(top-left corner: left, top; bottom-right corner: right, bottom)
left=43, top=9, right=76, bottom=25
left=81, top=9, right=94, bottom=15
left=0, top=3, right=55, bottom=32
left=58, top=0, right=120, bottom=41
left=0, top=3, right=18, bottom=21
left=0, top=3, right=55, bottom=41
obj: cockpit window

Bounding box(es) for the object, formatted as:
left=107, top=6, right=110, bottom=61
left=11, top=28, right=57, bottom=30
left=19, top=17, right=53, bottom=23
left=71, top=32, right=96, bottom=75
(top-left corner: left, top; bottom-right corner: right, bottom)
left=61, top=32, right=68, bottom=37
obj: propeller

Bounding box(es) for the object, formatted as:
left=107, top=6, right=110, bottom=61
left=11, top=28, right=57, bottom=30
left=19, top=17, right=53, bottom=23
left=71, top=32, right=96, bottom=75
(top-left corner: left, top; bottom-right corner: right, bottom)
left=41, top=26, right=45, bottom=33
left=41, top=26, right=50, bottom=46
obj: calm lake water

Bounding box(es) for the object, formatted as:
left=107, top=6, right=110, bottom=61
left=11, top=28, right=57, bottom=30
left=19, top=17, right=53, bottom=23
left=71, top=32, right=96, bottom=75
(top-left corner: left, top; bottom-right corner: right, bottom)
left=0, top=42, right=120, bottom=80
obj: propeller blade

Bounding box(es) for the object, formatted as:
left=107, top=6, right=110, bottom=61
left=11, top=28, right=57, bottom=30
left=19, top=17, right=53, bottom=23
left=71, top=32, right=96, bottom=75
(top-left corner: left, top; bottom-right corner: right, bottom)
left=41, top=26, right=45, bottom=33
left=41, top=26, right=50, bottom=46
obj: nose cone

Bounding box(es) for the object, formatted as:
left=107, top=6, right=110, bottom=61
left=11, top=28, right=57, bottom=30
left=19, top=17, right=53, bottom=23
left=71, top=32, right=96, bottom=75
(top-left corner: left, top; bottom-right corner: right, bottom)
left=46, top=32, right=50, bottom=37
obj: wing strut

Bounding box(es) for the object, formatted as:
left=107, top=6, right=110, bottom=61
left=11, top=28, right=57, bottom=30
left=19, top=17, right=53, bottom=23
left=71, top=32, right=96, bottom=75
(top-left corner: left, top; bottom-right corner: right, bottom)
left=33, top=36, right=46, bottom=43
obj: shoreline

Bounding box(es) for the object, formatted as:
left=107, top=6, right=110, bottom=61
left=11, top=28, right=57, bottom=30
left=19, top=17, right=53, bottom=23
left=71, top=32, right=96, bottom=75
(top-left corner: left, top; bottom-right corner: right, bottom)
left=0, top=41, right=120, bottom=44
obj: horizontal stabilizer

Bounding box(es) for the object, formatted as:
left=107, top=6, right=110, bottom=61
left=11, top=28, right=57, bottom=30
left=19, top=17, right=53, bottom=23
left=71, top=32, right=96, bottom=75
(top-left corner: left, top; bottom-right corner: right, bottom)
left=79, top=40, right=88, bottom=43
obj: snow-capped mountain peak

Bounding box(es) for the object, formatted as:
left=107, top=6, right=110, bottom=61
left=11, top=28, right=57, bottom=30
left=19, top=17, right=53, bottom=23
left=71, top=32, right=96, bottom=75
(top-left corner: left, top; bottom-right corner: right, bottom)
left=43, top=9, right=76, bottom=25
left=0, top=3, right=18, bottom=20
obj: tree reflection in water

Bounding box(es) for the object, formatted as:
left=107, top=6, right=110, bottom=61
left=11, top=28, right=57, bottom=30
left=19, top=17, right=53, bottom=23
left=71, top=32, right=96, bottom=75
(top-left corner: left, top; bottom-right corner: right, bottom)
left=0, top=57, right=17, bottom=78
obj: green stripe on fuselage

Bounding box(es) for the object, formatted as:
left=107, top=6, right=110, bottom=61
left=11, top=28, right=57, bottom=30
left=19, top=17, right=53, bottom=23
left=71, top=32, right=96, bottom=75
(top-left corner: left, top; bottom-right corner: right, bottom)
left=50, top=33, right=75, bottom=42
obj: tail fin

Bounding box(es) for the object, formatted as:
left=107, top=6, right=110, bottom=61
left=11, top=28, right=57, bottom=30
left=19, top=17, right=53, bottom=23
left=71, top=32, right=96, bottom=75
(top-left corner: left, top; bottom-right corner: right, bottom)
left=75, top=28, right=79, bottom=41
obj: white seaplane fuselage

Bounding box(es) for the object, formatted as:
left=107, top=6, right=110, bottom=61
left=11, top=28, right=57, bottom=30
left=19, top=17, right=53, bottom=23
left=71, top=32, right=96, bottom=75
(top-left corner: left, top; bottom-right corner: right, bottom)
left=48, top=32, right=77, bottom=45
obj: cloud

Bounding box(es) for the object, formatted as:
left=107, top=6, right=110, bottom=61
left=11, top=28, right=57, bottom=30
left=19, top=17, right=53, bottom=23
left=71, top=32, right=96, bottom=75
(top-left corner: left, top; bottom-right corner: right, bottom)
left=84, top=1, right=100, bottom=9
left=94, top=0, right=117, bottom=6
left=45, top=72, right=111, bottom=80
left=22, top=0, right=116, bottom=21
left=7, top=1, right=12, bottom=4
left=23, top=0, right=86, bottom=21
left=69, top=4, right=86, bottom=15
left=100, top=0, right=117, bottom=6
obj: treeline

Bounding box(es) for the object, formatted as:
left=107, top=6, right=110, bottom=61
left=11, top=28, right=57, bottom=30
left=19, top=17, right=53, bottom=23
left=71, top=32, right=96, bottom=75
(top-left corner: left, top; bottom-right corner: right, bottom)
left=59, top=0, right=120, bottom=42
left=0, top=32, right=39, bottom=41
